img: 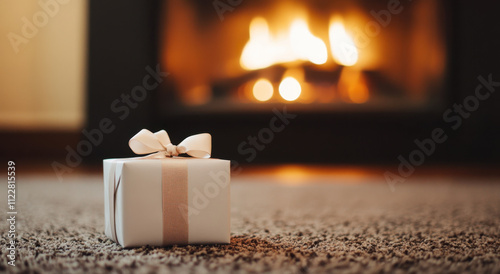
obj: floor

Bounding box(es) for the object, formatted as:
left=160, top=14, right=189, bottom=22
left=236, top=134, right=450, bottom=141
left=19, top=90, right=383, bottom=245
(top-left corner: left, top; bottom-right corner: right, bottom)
left=1, top=171, right=499, bottom=273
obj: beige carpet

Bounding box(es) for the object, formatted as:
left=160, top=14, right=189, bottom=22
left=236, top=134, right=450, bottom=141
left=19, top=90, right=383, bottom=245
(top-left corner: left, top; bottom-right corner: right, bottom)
left=1, top=173, right=499, bottom=273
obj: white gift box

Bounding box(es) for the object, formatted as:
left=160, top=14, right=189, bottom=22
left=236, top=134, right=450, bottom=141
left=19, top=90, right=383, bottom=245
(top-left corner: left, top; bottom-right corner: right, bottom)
left=103, top=157, right=230, bottom=248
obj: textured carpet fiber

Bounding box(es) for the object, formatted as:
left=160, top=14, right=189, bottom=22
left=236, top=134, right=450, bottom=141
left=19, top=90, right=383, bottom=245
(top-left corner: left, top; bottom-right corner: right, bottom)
left=1, top=173, right=499, bottom=273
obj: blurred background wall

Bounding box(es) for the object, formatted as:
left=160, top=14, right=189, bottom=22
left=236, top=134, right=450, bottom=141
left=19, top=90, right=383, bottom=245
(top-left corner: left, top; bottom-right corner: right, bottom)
left=0, top=0, right=87, bottom=130
left=0, top=0, right=499, bottom=169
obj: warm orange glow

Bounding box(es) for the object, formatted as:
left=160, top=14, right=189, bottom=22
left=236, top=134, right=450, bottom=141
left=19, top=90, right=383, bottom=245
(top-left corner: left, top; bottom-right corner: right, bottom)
left=329, top=18, right=358, bottom=66
left=184, top=85, right=212, bottom=105
left=348, top=79, right=369, bottom=103
left=273, top=165, right=312, bottom=184
left=252, top=78, right=274, bottom=102
left=279, top=77, right=302, bottom=101
left=236, top=165, right=378, bottom=185
left=338, top=69, right=369, bottom=104
left=240, top=17, right=328, bottom=70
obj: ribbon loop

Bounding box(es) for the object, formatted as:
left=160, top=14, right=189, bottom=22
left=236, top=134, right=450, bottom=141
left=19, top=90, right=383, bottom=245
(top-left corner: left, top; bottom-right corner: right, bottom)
left=128, top=129, right=211, bottom=158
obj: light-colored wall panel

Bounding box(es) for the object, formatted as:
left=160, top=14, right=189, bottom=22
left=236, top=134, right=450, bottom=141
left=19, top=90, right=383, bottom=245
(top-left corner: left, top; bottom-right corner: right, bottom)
left=0, top=0, right=87, bottom=130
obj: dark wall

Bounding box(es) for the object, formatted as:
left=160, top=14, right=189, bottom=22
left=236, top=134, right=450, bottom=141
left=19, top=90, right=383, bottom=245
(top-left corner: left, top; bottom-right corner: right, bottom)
left=446, top=0, right=500, bottom=163
left=87, top=0, right=161, bottom=160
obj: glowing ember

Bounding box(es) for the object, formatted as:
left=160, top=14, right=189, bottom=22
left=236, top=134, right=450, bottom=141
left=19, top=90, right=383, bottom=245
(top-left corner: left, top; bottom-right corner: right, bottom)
left=279, top=77, right=302, bottom=101
left=329, top=19, right=358, bottom=66
left=338, top=69, right=369, bottom=103
left=252, top=78, right=274, bottom=102
left=348, top=79, right=369, bottom=103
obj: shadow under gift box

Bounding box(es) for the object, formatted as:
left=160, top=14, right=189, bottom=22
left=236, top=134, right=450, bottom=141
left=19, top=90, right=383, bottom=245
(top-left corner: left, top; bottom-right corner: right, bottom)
left=103, top=157, right=230, bottom=248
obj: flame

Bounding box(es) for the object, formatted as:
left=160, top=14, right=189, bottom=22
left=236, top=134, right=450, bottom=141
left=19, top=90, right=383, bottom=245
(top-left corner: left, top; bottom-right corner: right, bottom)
left=290, top=19, right=328, bottom=65
left=279, top=76, right=302, bottom=101
left=252, top=78, right=274, bottom=102
left=240, top=17, right=328, bottom=70
left=329, top=19, right=358, bottom=66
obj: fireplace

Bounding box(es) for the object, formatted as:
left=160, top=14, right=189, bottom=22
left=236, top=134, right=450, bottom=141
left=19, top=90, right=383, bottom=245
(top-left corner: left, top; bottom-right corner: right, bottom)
left=87, top=0, right=500, bottom=164
left=159, top=0, right=448, bottom=115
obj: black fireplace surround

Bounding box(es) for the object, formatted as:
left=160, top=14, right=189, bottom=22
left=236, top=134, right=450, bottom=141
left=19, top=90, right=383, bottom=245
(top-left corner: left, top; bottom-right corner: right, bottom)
left=87, top=0, right=500, bottom=165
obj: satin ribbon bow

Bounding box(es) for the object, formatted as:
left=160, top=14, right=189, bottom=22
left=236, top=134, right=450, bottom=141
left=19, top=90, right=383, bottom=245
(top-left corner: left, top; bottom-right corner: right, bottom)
left=129, top=129, right=211, bottom=158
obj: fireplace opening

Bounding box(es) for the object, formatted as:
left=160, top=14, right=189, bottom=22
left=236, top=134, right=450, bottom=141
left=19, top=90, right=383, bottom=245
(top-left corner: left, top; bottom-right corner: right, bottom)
left=159, top=0, right=448, bottom=114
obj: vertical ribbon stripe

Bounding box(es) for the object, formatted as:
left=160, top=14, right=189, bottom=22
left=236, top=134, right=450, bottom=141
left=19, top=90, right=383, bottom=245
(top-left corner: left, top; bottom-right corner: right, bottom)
left=162, top=159, right=189, bottom=245
left=107, top=161, right=118, bottom=244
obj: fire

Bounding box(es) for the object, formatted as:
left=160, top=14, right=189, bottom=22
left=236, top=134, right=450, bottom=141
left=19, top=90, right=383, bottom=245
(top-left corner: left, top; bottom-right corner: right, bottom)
left=290, top=19, right=328, bottom=65
left=329, top=19, right=358, bottom=66
left=240, top=17, right=328, bottom=70
left=241, top=15, right=365, bottom=104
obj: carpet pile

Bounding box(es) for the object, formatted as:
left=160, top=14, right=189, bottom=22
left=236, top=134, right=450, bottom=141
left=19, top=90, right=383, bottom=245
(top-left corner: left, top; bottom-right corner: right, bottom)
left=1, top=174, right=499, bottom=273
